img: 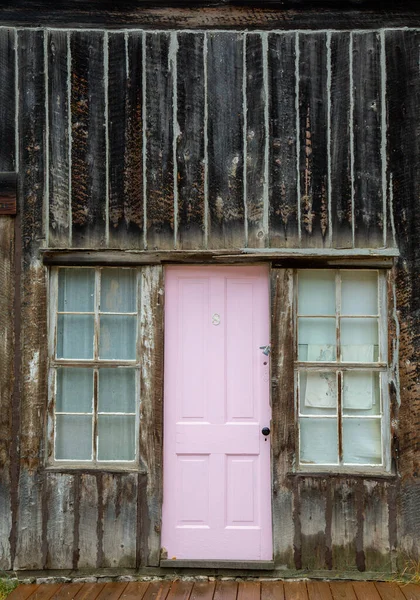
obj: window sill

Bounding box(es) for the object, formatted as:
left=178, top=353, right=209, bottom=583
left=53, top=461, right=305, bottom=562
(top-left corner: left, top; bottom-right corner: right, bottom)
left=45, top=464, right=147, bottom=474
left=287, top=469, right=397, bottom=480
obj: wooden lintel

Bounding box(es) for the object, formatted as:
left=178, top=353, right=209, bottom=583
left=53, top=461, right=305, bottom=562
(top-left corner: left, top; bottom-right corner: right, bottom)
left=41, top=248, right=399, bottom=267
left=0, top=172, right=17, bottom=216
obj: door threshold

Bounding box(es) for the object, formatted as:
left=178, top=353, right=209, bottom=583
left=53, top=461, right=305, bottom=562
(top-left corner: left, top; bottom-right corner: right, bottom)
left=160, top=560, right=275, bottom=570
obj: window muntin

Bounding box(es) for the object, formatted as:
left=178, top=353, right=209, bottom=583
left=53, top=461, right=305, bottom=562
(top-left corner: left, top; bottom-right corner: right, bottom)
left=49, top=267, right=140, bottom=465
left=296, top=269, right=389, bottom=470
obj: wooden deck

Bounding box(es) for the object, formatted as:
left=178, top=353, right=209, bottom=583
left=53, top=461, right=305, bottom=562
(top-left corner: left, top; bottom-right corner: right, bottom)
left=7, top=580, right=420, bottom=600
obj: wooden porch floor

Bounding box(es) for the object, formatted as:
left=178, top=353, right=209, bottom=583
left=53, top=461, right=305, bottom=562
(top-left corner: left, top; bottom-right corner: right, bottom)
left=8, top=580, right=420, bottom=600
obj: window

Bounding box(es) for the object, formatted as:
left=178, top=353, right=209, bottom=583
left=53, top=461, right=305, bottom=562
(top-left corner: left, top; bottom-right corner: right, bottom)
left=295, top=269, right=390, bottom=471
left=48, top=267, right=140, bottom=465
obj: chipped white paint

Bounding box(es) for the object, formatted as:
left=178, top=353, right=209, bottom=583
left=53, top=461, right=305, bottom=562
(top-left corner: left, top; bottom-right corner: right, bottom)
left=262, top=31, right=270, bottom=245
left=326, top=31, right=333, bottom=246
left=388, top=173, right=397, bottom=247
left=104, top=31, right=110, bottom=247
left=142, top=32, right=148, bottom=250
left=242, top=32, right=248, bottom=247
left=349, top=32, right=355, bottom=248
left=124, top=30, right=129, bottom=80
left=380, top=29, right=388, bottom=248
left=14, top=28, right=19, bottom=173
left=169, top=32, right=180, bottom=249
left=28, top=351, right=40, bottom=383
left=67, top=31, right=72, bottom=246
left=391, top=274, right=401, bottom=407
left=295, top=32, right=301, bottom=244
left=203, top=32, right=209, bottom=248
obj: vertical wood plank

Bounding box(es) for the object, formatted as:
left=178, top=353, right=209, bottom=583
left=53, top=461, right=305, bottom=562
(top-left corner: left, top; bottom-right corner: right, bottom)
left=207, top=32, right=245, bottom=249
left=271, top=268, right=295, bottom=568
left=299, top=32, right=329, bottom=248
left=0, top=28, right=16, bottom=170
left=331, top=479, right=358, bottom=571
left=70, top=30, right=106, bottom=248
left=300, top=477, right=327, bottom=570
left=268, top=32, right=298, bottom=248
left=102, top=473, right=137, bottom=568
left=108, top=31, right=144, bottom=248
left=145, top=32, right=174, bottom=250
left=363, top=480, right=391, bottom=571
left=77, top=473, right=98, bottom=568
left=176, top=32, right=205, bottom=250
left=0, top=217, right=14, bottom=570
left=352, top=32, right=383, bottom=248
left=45, top=473, right=75, bottom=569
left=15, top=28, right=47, bottom=570
left=245, top=32, right=266, bottom=247
left=139, top=266, right=164, bottom=566
left=48, top=30, right=70, bottom=247
left=330, top=32, right=352, bottom=249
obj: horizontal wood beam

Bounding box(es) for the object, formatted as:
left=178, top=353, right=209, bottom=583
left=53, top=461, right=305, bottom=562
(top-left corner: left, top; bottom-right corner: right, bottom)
left=0, top=172, right=17, bottom=216
left=41, top=248, right=399, bottom=267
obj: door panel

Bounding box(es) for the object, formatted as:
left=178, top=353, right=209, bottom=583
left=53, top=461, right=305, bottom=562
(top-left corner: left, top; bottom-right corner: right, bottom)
left=162, top=266, right=272, bottom=561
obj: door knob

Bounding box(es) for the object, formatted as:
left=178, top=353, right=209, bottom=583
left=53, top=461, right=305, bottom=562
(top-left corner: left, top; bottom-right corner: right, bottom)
left=261, top=427, right=270, bottom=436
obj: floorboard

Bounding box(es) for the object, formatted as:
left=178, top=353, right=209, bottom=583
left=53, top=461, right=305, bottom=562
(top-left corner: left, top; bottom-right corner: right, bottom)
left=284, top=582, right=308, bottom=600
left=329, top=583, right=357, bottom=600
left=190, top=582, right=216, bottom=600
left=120, top=583, right=150, bottom=600
left=400, top=584, right=420, bottom=600
left=261, top=581, right=285, bottom=600
left=237, top=582, right=261, bottom=600
left=375, top=584, right=407, bottom=600
left=307, top=581, right=333, bottom=600
left=74, top=583, right=106, bottom=600
left=353, top=582, right=382, bottom=600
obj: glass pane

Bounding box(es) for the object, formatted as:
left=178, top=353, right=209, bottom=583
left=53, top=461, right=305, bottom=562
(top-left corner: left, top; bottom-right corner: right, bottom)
left=300, top=418, right=338, bottom=464
left=101, top=269, right=136, bottom=313
left=341, top=318, right=379, bottom=362
left=299, top=371, right=337, bottom=415
left=99, top=315, right=136, bottom=360
left=57, top=315, right=94, bottom=359
left=341, top=271, right=378, bottom=316
left=343, top=419, right=382, bottom=464
left=97, top=416, right=136, bottom=461
left=55, top=415, right=92, bottom=460
left=298, top=318, right=336, bottom=361
left=298, top=270, right=336, bottom=315
left=98, top=368, right=136, bottom=413
left=56, top=368, right=93, bottom=413
left=343, top=371, right=380, bottom=415
left=58, top=268, right=95, bottom=312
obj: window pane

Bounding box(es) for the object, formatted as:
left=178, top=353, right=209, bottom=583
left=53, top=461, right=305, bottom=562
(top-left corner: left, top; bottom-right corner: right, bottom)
left=55, top=415, right=92, bottom=460
left=343, top=419, right=382, bottom=464
left=299, top=371, right=337, bottom=415
left=57, top=315, right=94, bottom=359
left=300, top=418, right=338, bottom=464
left=343, top=371, right=380, bottom=415
left=56, top=368, right=93, bottom=413
left=298, top=318, right=336, bottom=361
left=97, top=416, right=136, bottom=461
left=99, top=315, right=136, bottom=360
left=341, top=318, right=379, bottom=362
left=101, top=268, right=136, bottom=313
left=341, top=271, right=378, bottom=316
left=298, top=270, right=336, bottom=315
left=58, top=268, right=95, bottom=312
left=98, top=368, right=136, bottom=413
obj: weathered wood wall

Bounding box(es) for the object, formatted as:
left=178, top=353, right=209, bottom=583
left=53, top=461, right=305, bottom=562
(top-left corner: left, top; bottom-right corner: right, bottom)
left=0, top=24, right=418, bottom=573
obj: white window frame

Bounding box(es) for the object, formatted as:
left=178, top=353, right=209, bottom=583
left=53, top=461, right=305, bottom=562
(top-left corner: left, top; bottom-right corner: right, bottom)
left=47, top=266, right=142, bottom=469
left=294, top=268, right=391, bottom=474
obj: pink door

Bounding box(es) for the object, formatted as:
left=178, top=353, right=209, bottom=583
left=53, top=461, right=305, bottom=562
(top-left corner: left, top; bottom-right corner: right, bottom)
left=162, top=265, right=272, bottom=561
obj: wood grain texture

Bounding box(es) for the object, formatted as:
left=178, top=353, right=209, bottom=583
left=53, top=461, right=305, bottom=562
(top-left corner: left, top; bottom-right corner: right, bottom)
left=176, top=32, right=205, bottom=250
left=284, top=582, right=308, bottom=600
left=374, top=584, right=406, bottom=600
left=45, top=473, right=75, bottom=569
left=330, top=31, right=352, bottom=249
left=6, top=586, right=40, bottom=600
left=237, top=583, right=260, bottom=600
left=399, top=585, right=420, bottom=600
left=268, top=32, right=298, bottom=248
left=15, top=28, right=47, bottom=571
left=207, top=32, right=244, bottom=248
left=352, top=32, right=383, bottom=248
left=331, top=479, right=358, bottom=571
left=0, top=28, right=15, bottom=171
left=48, top=30, right=70, bottom=247
left=307, top=582, right=333, bottom=600
left=120, top=583, right=150, bottom=600
left=300, top=477, right=327, bottom=570
left=74, top=584, right=106, bottom=600
left=213, top=582, right=238, bottom=600
left=363, top=480, right=391, bottom=571
left=271, top=268, right=295, bottom=568
left=95, top=583, right=128, bottom=600
left=166, top=581, right=193, bottom=600
left=139, top=266, right=164, bottom=566
left=353, top=583, right=381, bottom=600
left=142, top=582, right=171, bottom=600
left=245, top=33, right=266, bottom=248
left=261, top=581, right=285, bottom=600
left=70, top=30, right=106, bottom=247
left=299, top=32, right=329, bottom=247
left=145, top=32, right=174, bottom=250
left=108, top=31, right=144, bottom=248
left=77, top=473, right=98, bottom=568
left=329, top=583, right=357, bottom=600
left=101, top=473, right=137, bottom=568
left=190, top=583, right=216, bottom=600
left=0, top=217, right=14, bottom=570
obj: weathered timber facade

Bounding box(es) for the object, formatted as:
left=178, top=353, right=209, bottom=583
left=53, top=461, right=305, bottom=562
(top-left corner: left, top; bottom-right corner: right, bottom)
left=0, top=1, right=419, bottom=576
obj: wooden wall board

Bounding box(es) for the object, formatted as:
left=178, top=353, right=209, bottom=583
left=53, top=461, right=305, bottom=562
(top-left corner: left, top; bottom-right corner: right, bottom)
left=77, top=474, right=99, bottom=569
left=45, top=473, right=75, bottom=569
